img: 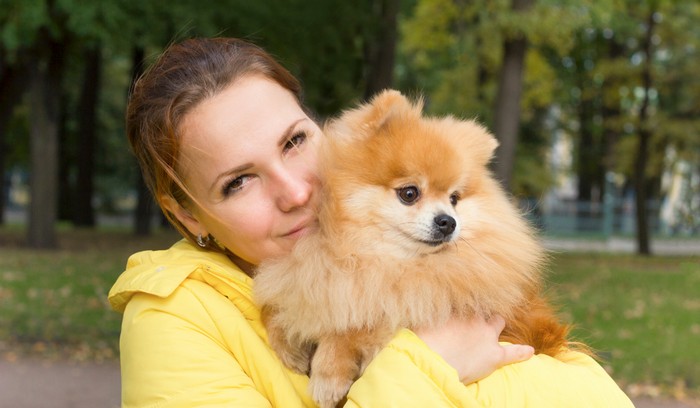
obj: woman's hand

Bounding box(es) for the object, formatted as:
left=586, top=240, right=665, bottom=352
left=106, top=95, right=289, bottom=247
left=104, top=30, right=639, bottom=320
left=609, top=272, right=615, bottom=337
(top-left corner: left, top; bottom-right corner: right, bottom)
left=414, top=315, right=534, bottom=384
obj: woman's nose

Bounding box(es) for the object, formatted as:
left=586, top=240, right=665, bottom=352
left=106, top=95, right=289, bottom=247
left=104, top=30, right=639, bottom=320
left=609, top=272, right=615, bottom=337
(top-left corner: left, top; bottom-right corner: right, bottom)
left=274, top=166, right=314, bottom=212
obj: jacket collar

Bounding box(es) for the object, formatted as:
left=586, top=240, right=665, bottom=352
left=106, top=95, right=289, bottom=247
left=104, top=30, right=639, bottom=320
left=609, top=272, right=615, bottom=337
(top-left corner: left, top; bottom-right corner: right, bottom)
left=108, top=239, right=256, bottom=314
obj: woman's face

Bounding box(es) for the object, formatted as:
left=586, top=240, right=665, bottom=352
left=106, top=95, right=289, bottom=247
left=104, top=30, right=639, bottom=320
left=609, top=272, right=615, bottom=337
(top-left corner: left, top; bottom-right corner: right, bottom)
left=172, top=75, right=322, bottom=272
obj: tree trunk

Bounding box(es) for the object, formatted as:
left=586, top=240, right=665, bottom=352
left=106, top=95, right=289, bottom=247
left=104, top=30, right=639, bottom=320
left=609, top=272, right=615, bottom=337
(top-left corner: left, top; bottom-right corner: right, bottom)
left=492, top=0, right=533, bottom=193
left=0, top=49, right=33, bottom=225
left=633, top=9, right=657, bottom=256
left=363, top=0, right=400, bottom=100
left=576, top=94, right=596, bottom=201
left=57, top=93, right=73, bottom=222
left=27, top=36, right=65, bottom=249
left=73, top=45, right=102, bottom=227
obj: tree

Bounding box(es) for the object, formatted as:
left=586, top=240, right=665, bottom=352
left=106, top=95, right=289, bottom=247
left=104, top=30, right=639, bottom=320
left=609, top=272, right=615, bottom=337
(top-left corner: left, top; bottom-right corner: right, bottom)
left=0, top=48, right=33, bottom=225
left=399, top=0, right=586, bottom=197
left=584, top=0, right=698, bottom=253
left=363, top=0, right=401, bottom=99
left=632, top=3, right=659, bottom=255
left=569, top=29, right=603, bottom=202
left=492, top=0, right=534, bottom=192
left=1, top=0, right=108, bottom=245
left=258, top=0, right=390, bottom=116
left=73, top=44, right=102, bottom=227
left=27, top=27, right=66, bottom=248
left=653, top=1, right=700, bottom=235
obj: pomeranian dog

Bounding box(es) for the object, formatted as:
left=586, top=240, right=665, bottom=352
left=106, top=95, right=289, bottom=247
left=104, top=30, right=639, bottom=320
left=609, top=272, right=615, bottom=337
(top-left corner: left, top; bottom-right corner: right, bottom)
left=254, top=90, right=570, bottom=407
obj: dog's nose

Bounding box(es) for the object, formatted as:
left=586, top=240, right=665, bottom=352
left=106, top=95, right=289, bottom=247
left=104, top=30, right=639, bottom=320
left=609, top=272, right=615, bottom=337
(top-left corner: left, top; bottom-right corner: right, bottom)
left=434, top=214, right=456, bottom=236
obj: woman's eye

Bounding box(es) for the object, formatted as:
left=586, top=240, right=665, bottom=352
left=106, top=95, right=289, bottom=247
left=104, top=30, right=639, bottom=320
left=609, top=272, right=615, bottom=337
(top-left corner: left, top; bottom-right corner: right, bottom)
left=222, top=175, right=249, bottom=196
left=283, top=131, right=307, bottom=152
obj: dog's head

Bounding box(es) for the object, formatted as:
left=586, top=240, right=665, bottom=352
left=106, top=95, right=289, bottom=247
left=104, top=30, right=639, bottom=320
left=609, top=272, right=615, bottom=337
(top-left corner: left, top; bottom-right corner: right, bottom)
left=320, top=90, right=499, bottom=259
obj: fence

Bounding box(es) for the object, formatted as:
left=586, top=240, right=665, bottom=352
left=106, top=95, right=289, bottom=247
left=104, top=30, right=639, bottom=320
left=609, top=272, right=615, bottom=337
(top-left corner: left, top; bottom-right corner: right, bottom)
left=524, top=196, right=699, bottom=238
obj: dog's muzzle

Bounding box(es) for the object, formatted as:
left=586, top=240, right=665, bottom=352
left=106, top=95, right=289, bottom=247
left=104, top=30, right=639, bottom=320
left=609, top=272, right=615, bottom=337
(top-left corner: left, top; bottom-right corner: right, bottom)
left=430, top=213, right=457, bottom=242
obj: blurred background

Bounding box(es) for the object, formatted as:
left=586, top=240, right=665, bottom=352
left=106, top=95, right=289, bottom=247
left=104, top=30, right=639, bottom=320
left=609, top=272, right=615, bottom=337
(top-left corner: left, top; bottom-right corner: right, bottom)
left=1, top=0, right=699, bottom=252
left=0, top=0, right=698, bottom=406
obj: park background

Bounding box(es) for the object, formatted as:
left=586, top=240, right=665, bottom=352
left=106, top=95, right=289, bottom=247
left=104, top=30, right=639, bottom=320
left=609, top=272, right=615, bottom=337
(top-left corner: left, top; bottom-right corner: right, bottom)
left=0, top=0, right=698, bottom=406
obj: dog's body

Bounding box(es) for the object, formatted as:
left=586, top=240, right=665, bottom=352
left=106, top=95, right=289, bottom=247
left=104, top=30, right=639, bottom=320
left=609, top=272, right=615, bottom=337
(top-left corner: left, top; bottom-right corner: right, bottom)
left=254, top=90, right=569, bottom=407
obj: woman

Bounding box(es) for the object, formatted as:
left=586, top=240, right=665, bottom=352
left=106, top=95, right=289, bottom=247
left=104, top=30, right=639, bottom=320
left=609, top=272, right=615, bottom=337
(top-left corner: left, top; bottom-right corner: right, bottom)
left=109, top=37, right=633, bottom=407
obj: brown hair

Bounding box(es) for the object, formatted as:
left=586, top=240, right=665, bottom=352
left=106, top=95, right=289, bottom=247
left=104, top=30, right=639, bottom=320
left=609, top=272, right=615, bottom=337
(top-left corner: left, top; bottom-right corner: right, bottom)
left=127, top=37, right=304, bottom=250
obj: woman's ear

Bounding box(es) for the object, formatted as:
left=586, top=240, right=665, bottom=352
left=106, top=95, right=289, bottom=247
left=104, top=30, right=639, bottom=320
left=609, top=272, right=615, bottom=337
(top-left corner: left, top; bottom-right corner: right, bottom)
left=160, top=195, right=206, bottom=237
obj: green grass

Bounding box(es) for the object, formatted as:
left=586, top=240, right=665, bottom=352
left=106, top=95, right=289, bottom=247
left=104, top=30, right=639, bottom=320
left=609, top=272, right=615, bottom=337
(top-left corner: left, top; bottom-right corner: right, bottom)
left=0, top=226, right=179, bottom=361
left=548, top=253, right=700, bottom=397
left=0, top=227, right=698, bottom=398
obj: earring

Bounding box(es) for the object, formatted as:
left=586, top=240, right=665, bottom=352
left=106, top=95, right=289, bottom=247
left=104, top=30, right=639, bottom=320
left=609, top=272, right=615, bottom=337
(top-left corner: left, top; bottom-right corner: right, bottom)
left=196, top=234, right=208, bottom=248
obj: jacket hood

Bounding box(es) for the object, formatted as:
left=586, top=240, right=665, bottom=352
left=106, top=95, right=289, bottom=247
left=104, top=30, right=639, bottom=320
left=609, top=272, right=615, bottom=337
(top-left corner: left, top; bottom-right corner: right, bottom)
left=109, top=239, right=254, bottom=313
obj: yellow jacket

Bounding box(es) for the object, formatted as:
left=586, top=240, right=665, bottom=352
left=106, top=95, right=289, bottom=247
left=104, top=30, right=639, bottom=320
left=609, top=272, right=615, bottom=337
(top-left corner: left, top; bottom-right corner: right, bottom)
left=109, top=240, right=634, bottom=407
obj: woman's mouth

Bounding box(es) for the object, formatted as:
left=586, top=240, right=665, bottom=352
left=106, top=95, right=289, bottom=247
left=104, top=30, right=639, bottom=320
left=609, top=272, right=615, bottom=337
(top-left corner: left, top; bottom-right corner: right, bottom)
left=282, top=219, right=318, bottom=239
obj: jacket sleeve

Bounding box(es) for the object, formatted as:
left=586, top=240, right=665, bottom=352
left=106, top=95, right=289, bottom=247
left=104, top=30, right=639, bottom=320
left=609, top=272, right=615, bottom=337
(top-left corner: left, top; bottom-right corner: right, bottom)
left=119, top=285, right=272, bottom=408
left=345, top=329, right=634, bottom=407
left=345, top=329, right=480, bottom=407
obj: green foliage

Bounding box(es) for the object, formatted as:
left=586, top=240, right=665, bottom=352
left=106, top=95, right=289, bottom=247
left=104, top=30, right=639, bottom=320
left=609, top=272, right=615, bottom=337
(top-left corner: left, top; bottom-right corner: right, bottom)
left=2, top=0, right=699, bottom=234
left=94, top=51, right=139, bottom=213
left=247, top=0, right=380, bottom=114
left=0, top=0, right=47, bottom=51
left=653, top=1, right=700, bottom=165
left=399, top=0, right=700, bottom=202
left=513, top=109, right=555, bottom=197
left=402, top=0, right=459, bottom=61
left=399, top=0, right=589, bottom=197
left=521, top=2, right=590, bottom=55
left=1, top=0, right=387, bottom=215
left=521, top=51, right=557, bottom=116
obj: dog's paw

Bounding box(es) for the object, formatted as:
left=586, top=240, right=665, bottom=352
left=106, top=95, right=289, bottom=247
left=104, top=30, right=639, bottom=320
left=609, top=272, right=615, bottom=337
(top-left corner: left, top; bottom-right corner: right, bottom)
left=277, top=341, right=315, bottom=375
left=308, top=374, right=353, bottom=408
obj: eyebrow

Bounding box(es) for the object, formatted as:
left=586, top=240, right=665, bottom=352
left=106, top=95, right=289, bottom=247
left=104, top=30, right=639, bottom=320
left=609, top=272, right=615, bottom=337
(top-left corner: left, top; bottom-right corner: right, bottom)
left=208, top=117, right=307, bottom=195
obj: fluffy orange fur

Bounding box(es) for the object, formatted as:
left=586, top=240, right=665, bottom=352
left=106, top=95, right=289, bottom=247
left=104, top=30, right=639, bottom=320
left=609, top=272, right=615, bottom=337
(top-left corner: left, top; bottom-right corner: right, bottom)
left=254, top=90, right=570, bottom=408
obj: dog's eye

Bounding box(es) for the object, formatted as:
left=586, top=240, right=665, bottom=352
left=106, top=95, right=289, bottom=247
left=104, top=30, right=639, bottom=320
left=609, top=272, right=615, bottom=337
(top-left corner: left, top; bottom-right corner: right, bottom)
left=396, top=186, right=420, bottom=205
left=450, top=192, right=460, bottom=206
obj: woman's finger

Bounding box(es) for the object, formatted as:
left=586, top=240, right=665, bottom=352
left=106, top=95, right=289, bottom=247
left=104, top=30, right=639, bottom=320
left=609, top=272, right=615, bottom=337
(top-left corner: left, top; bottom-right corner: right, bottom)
left=498, top=344, right=535, bottom=367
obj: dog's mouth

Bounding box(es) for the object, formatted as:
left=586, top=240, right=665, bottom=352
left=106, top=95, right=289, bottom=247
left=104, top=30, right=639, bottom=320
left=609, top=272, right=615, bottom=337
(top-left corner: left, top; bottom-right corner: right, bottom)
left=415, top=238, right=454, bottom=255
left=420, top=238, right=449, bottom=247
left=396, top=218, right=458, bottom=253
left=408, top=213, right=458, bottom=248
left=411, top=231, right=456, bottom=251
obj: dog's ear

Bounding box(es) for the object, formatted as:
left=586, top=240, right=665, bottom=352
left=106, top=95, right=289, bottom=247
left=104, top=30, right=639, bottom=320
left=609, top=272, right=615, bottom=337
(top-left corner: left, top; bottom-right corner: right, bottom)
left=458, top=119, right=500, bottom=166
left=362, top=89, right=421, bottom=131
left=325, top=89, right=422, bottom=142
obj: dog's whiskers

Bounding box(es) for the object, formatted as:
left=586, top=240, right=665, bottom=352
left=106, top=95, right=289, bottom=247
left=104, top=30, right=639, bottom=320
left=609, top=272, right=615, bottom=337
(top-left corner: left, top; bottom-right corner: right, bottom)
left=458, top=236, right=491, bottom=264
